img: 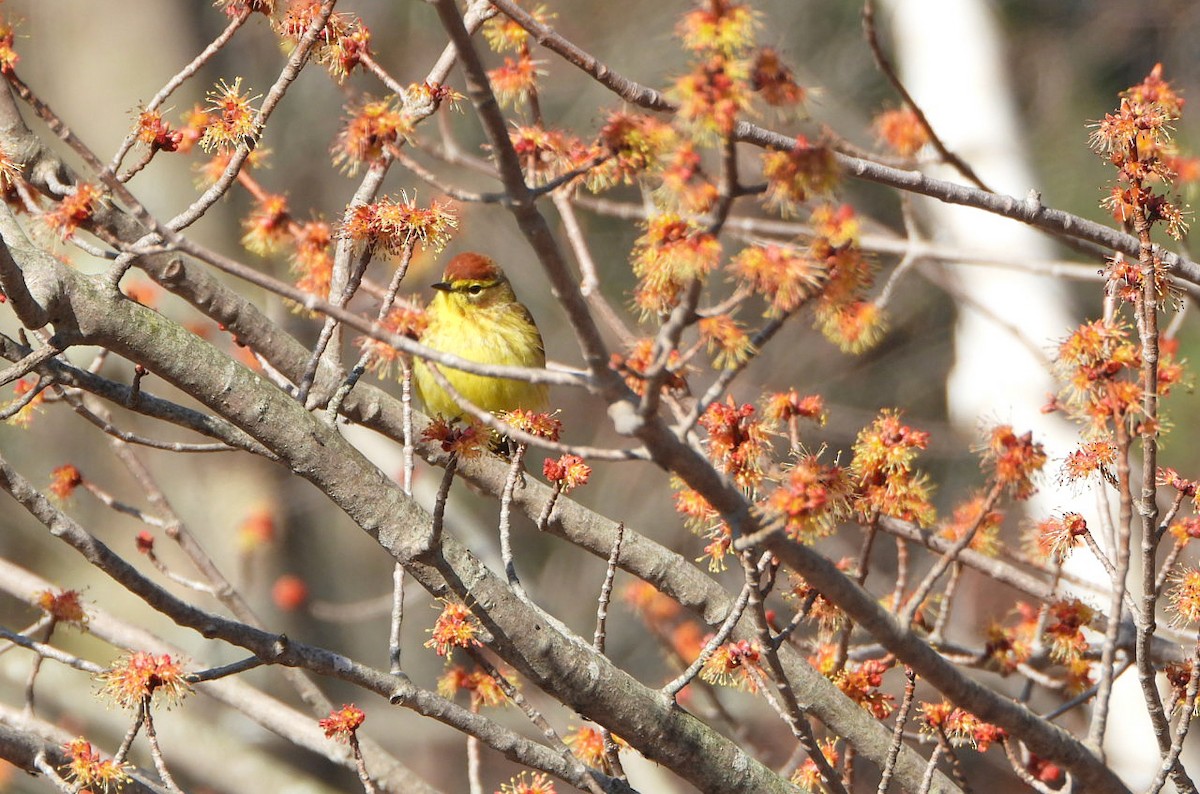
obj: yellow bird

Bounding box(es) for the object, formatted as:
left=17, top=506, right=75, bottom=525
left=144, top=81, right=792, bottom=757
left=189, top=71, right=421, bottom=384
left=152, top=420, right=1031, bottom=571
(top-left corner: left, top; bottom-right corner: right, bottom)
left=413, top=252, right=548, bottom=420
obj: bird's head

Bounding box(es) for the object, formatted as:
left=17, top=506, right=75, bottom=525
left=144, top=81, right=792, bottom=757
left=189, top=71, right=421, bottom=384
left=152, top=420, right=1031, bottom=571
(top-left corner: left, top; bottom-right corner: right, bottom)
left=431, top=252, right=516, bottom=308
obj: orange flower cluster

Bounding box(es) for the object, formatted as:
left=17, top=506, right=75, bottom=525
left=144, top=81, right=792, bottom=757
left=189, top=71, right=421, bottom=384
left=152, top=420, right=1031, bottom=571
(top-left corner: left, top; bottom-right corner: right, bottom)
left=543, top=454, right=591, bottom=492
left=938, top=492, right=1004, bottom=556
left=609, top=338, right=688, bottom=396
left=134, top=109, right=184, bottom=154
left=761, top=136, right=838, bottom=215
left=96, top=651, right=191, bottom=711
left=342, top=195, right=458, bottom=256
left=424, top=600, right=482, bottom=657
left=274, top=1, right=372, bottom=82
left=62, top=738, right=131, bottom=793
left=785, top=568, right=845, bottom=639
left=834, top=658, right=895, bottom=718
left=318, top=704, right=365, bottom=742
left=980, top=426, right=1046, bottom=501
left=1032, top=512, right=1089, bottom=562
left=35, top=589, right=88, bottom=625
left=49, top=464, right=83, bottom=500
left=698, top=397, right=772, bottom=492
left=790, top=738, right=838, bottom=793
left=1056, top=320, right=1184, bottom=435
left=333, top=96, right=413, bottom=175
left=699, top=639, right=763, bottom=692
left=499, top=771, right=557, bottom=794
left=630, top=214, right=721, bottom=316
left=918, top=700, right=1007, bottom=752
left=199, top=77, right=260, bottom=152
left=1090, top=64, right=1189, bottom=239
left=763, top=455, right=853, bottom=543
left=421, top=418, right=488, bottom=459
left=44, top=183, right=105, bottom=240
left=357, top=301, right=428, bottom=377
left=438, top=665, right=509, bottom=709
left=851, top=410, right=935, bottom=527
left=872, top=108, right=929, bottom=158
left=728, top=243, right=828, bottom=317
left=594, top=111, right=679, bottom=189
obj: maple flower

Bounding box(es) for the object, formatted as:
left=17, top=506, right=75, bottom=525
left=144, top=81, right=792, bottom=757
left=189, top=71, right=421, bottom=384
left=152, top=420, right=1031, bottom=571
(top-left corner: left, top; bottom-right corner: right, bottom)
left=980, top=425, right=1046, bottom=500
left=815, top=299, right=886, bottom=354
left=319, top=704, right=365, bottom=742
left=438, top=665, right=510, bottom=709
left=274, top=3, right=371, bottom=81
left=938, top=493, right=1004, bottom=556
left=508, top=125, right=583, bottom=184
left=501, top=409, right=562, bottom=441
left=630, top=214, right=721, bottom=316
left=983, top=622, right=1031, bottom=675
left=564, top=724, right=624, bottom=772
left=677, top=0, right=759, bottom=57
left=357, top=300, right=428, bottom=377
left=1168, top=516, right=1200, bottom=546
left=238, top=506, right=277, bottom=552
left=272, top=574, right=309, bottom=611
left=1168, top=567, right=1200, bottom=626
left=96, top=651, right=191, bottom=711
left=5, top=378, right=45, bottom=427
left=1062, top=438, right=1117, bottom=483
left=700, top=639, right=763, bottom=691
left=199, top=77, right=260, bottom=152
left=763, top=390, right=826, bottom=425
left=341, top=195, right=458, bottom=255
left=671, top=55, right=753, bottom=143
left=290, top=219, right=334, bottom=303
left=49, top=464, right=84, bottom=500
left=489, top=52, right=543, bottom=109
left=751, top=47, right=805, bottom=108
left=421, top=418, right=488, bottom=459
left=654, top=141, right=719, bottom=214
left=134, top=109, right=183, bottom=154
left=764, top=455, right=853, bottom=541
left=542, top=454, right=591, bottom=492
left=62, top=738, right=131, bottom=793
left=790, top=738, right=838, bottom=793
left=0, top=14, right=17, bottom=75
left=728, top=243, right=827, bottom=316
left=241, top=192, right=292, bottom=256
left=36, top=589, right=88, bottom=625
left=1089, top=64, right=1190, bottom=240
left=1034, top=513, right=1090, bottom=562
left=851, top=410, right=935, bottom=526
left=698, top=314, right=754, bottom=369
left=872, top=108, right=929, bottom=157
left=622, top=580, right=683, bottom=627
left=425, top=600, right=482, bottom=657
left=333, top=96, right=413, bottom=175
left=699, top=397, right=772, bottom=491
left=761, top=137, right=838, bottom=215
left=785, top=570, right=845, bottom=638
left=1044, top=599, right=1094, bottom=663
left=834, top=658, right=895, bottom=718
left=175, top=103, right=211, bottom=154
left=44, top=183, right=105, bottom=240
left=594, top=111, right=679, bottom=187
left=499, top=771, right=557, bottom=794
left=610, top=337, right=689, bottom=396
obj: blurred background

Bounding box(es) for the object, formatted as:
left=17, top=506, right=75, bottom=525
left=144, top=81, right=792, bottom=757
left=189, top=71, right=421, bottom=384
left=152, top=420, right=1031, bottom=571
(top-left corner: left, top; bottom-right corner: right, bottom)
left=2, top=1, right=1200, bottom=791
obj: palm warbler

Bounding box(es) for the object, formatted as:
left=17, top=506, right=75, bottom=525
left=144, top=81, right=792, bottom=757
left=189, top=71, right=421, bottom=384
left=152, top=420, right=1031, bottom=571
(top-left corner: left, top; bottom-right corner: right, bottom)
left=413, top=252, right=548, bottom=420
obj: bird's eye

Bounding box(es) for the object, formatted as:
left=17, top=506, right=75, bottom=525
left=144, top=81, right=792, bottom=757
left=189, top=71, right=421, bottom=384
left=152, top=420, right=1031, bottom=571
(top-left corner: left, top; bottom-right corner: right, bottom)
left=467, top=284, right=484, bottom=295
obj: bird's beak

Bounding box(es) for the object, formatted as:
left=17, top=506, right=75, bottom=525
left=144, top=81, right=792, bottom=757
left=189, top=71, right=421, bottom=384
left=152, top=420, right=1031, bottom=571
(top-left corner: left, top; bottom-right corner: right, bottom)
left=431, top=281, right=452, bottom=292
